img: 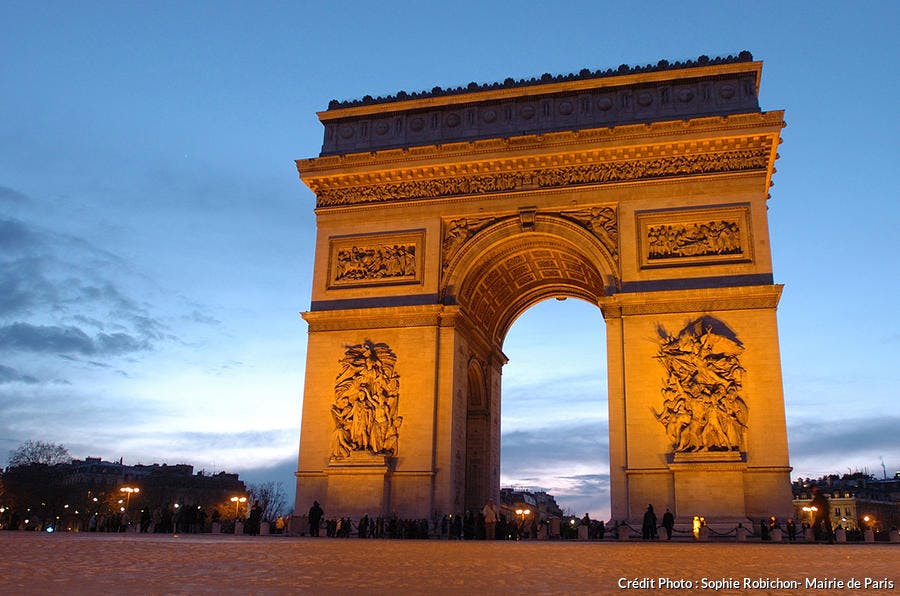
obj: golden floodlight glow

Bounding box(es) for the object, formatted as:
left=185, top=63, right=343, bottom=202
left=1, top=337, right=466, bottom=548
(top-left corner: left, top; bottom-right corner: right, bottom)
left=230, top=496, right=248, bottom=518
left=119, top=486, right=140, bottom=511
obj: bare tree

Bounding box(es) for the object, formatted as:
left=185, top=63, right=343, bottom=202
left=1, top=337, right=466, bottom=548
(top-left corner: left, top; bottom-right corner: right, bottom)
left=7, top=441, right=72, bottom=467
left=247, top=481, right=287, bottom=521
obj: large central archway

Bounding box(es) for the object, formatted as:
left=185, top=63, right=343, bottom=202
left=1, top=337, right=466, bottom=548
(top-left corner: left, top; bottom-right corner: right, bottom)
left=294, top=54, right=793, bottom=526
left=443, top=216, right=613, bottom=512
left=500, top=297, right=609, bottom=517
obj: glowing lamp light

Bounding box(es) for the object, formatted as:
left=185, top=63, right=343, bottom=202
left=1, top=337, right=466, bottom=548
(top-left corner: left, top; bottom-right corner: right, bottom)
left=230, top=496, right=248, bottom=518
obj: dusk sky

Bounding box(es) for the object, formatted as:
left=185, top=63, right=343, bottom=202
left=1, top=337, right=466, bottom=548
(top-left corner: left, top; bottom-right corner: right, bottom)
left=2, top=1, right=897, bottom=519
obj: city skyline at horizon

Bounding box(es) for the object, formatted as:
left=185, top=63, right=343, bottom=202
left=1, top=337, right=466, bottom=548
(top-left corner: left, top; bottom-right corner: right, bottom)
left=1, top=1, right=897, bottom=519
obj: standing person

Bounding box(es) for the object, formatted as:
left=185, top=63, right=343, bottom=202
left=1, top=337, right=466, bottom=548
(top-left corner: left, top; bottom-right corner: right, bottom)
left=642, top=504, right=657, bottom=540
left=481, top=499, right=499, bottom=540
left=810, top=487, right=833, bottom=543
left=785, top=518, right=797, bottom=542
left=661, top=508, right=675, bottom=540
left=308, top=500, right=324, bottom=537
left=248, top=502, right=263, bottom=535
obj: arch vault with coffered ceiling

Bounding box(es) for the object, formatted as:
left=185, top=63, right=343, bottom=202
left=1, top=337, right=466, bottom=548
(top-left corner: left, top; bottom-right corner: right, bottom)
left=293, top=53, right=793, bottom=525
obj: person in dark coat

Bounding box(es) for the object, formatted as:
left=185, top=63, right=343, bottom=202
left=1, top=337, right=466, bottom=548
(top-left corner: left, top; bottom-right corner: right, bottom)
left=642, top=505, right=658, bottom=540
left=661, top=508, right=675, bottom=540
left=308, top=501, right=324, bottom=537
left=247, top=502, right=263, bottom=535
left=785, top=518, right=797, bottom=542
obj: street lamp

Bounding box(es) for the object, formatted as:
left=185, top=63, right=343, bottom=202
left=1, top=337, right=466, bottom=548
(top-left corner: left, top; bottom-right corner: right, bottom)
left=514, top=508, right=531, bottom=540
left=230, top=496, right=247, bottom=519
left=120, top=487, right=140, bottom=513
left=801, top=505, right=818, bottom=526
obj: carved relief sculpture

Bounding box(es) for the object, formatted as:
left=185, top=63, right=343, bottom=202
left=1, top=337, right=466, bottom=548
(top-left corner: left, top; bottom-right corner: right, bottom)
left=330, top=340, right=403, bottom=459
left=441, top=216, right=498, bottom=267
left=315, top=149, right=770, bottom=207
left=334, top=244, right=416, bottom=282
left=647, top=220, right=741, bottom=259
left=653, top=317, right=748, bottom=453
left=564, top=206, right=618, bottom=259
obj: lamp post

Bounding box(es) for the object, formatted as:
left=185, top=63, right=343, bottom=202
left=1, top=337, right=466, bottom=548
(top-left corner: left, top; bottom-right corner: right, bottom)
left=514, top=508, right=531, bottom=540
left=119, top=487, right=140, bottom=513
left=801, top=505, right=817, bottom=527
left=230, top=496, right=247, bottom=519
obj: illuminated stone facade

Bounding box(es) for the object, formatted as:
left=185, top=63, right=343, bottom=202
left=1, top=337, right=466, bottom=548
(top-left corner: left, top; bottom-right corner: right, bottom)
left=294, top=53, right=793, bottom=524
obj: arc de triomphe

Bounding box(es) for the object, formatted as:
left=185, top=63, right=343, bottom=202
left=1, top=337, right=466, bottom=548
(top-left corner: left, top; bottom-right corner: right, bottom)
left=293, top=52, right=792, bottom=525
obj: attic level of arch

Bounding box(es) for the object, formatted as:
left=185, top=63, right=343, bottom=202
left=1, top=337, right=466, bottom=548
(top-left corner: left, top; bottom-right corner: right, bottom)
left=316, top=59, right=762, bottom=156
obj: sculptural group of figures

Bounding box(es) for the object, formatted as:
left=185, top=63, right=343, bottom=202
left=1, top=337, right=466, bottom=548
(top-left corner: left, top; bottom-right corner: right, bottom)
left=331, top=340, right=403, bottom=459
left=653, top=318, right=748, bottom=452
left=647, top=220, right=740, bottom=259
left=334, top=244, right=415, bottom=282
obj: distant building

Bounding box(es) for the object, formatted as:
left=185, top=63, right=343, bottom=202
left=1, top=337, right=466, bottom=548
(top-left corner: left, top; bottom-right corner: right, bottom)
left=499, top=487, right=563, bottom=522
left=1, top=456, right=247, bottom=531
left=791, top=472, right=900, bottom=531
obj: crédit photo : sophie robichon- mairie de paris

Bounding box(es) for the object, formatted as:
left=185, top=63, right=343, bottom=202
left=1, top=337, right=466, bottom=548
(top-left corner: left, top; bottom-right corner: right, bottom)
left=618, top=576, right=895, bottom=590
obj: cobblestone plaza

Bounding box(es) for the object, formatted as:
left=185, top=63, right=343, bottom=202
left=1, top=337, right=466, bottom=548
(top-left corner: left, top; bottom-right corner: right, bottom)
left=1, top=533, right=896, bottom=594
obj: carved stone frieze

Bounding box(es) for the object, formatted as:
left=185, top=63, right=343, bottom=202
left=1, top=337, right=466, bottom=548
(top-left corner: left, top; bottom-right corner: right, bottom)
left=330, top=340, right=403, bottom=460
left=561, top=206, right=618, bottom=259
left=637, top=204, right=751, bottom=269
left=314, top=148, right=769, bottom=207
left=653, top=317, right=748, bottom=454
left=335, top=244, right=416, bottom=282
left=329, top=231, right=423, bottom=288
left=648, top=220, right=740, bottom=260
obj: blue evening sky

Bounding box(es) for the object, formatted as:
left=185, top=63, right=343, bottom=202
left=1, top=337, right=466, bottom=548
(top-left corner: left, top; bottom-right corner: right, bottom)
left=1, top=1, right=897, bottom=518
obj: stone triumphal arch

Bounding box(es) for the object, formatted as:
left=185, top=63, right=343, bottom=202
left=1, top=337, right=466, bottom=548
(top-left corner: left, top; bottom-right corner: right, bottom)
left=294, top=52, right=793, bottom=525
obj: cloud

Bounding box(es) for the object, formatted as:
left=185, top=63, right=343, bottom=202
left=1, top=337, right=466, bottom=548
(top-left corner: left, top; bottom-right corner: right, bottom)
left=788, top=416, right=900, bottom=461
left=0, top=218, right=35, bottom=251
left=0, top=186, right=30, bottom=205
left=0, top=322, right=149, bottom=355
left=0, top=193, right=180, bottom=375
left=236, top=456, right=299, bottom=511
left=0, top=364, right=38, bottom=384
left=501, top=421, right=611, bottom=517
left=502, top=420, right=609, bottom=468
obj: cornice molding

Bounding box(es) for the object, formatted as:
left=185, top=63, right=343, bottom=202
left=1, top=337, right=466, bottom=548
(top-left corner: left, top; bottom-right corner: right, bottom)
left=599, top=284, right=783, bottom=318
left=300, top=111, right=784, bottom=176
left=302, top=304, right=444, bottom=332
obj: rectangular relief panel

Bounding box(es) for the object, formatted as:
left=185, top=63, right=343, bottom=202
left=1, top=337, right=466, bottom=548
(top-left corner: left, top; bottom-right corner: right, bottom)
left=637, top=204, right=752, bottom=269
left=327, top=230, right=425, bottom=289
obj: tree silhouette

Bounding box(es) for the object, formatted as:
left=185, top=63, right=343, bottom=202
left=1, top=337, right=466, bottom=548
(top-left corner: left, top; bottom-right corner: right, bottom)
left=7, top=440, right=72, bottom=467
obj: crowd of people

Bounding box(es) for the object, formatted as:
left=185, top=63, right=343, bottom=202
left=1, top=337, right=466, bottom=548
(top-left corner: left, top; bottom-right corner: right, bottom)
left=303, top=497, right=889, bottom=543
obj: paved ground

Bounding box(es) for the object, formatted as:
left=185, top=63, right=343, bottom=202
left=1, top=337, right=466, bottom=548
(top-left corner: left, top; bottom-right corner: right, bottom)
left=0, top=533, right=896, bottom=595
